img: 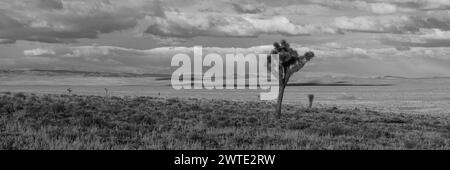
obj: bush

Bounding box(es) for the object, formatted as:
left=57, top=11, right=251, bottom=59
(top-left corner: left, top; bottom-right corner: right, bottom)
left=3, top=103, right=15, bottom=114
left=166, top=97, right=179, bottom=104
left=50, top=102, right=66, bottom=114
left=14, top=92, right=26, bottom=99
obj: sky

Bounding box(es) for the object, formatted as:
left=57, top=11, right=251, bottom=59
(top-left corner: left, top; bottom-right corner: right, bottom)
left=1, top=0, right=450, bottom=78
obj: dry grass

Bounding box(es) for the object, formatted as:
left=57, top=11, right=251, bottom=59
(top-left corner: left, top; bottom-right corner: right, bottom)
left=1, top=92, right=450, bottom=150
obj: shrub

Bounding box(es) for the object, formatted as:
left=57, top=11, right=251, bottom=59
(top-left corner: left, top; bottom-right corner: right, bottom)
left=14, top=92, right=26, bottom=99
left=50, top=102, right=66, bottom=114
left=3, top=103, right=15, bottom=114
left=166, top=97, right=179, bottom=105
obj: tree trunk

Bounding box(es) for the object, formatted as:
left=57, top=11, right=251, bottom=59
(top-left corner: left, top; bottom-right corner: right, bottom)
left=276, top=82, right=286, bottom=119
left=276, top=67, right=292, bottom=119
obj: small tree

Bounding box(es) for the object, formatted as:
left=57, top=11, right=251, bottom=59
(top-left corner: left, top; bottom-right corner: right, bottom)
left=269, top=40, right=315, bottom=118
left=67, top=88, right=73, bottom=95
left=104, top=88, right=109, bottom=97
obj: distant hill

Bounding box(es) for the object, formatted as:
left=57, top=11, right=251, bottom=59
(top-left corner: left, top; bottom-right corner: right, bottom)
left=378, top=75, right=450, bottom=80
left=1, top=69, right=448, bottom=80
left=0, top=69, right=171, bottom=78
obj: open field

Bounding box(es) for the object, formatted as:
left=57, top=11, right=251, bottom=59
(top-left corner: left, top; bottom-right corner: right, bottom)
left=1, top=92, right=450, bottom=150
left=2, top=72, right=450, bottom=115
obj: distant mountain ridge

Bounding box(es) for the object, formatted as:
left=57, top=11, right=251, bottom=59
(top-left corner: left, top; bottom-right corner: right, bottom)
left=0, top=69, right=171, bottom=78
left=1, top=69, right=449, bottom=80
left=376, top=75, right=450, bottom=80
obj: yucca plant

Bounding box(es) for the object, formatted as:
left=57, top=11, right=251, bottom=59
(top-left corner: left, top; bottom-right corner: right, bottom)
left=104, top=88, right=109, bottom=97
left=308, top=94, right=314, bottom=108
left=269, top=40, right=315, bottom=118
left=67, top=88, right=73, bottom=95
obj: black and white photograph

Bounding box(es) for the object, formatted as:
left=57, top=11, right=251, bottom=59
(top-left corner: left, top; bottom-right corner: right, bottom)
left=1, top=0, right=450, bottom=166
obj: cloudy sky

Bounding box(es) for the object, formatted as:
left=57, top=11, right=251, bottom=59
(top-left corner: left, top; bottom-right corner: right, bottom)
left=1, top=0, right=450, bottom=77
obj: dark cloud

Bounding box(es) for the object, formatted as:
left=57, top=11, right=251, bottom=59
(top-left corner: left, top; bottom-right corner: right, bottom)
left=0, top=12, right=70, bottom=44
left=36, top=0, right=63, bottom=10
left=395, top=46, right=411, bottom=51
left=380, top=16, right=450, bottom=34
left=230, top=3, right=264, bottom=14
left=0, top=0, right=148, bottom=44
left=403, top=16, right=450, bottom=32
left=0, top=11, right=139, bottom=44
left=383, top=38, right=450, bottom=48
left=334, top=14, right=450, bottom=35
left=389, top=1, right=450, bottom=11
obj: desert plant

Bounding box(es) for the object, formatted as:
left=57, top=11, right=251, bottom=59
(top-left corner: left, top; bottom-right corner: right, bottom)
left=14, top=92, right=26, bottom=99
left=50, top=101, right=66, bottom=114
left=104, top=88, right=109, bottom=97
left=67, top=88, right=73, bottom=95
left=269, top=40, right=314, bottom=118
left=308, top=94, right=314, bottom=108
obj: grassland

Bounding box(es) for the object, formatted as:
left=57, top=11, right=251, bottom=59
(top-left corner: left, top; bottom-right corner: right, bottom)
left=0, top=92, right=450, bottom=150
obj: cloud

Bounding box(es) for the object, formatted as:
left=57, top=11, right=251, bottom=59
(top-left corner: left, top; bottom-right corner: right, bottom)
left=1, top=0, right=450, bottom=46
left=21, top=45, right=175, bottom=73
left=36, top=0, right=63, bottom=10
left=380, top=0, right=450, bottom=10
left=333, top=15, right=408, bottom=33
left=230, top=2, right=264, bottom=14
left=0, top=0, right=154, bottom=43
left=0, top=0, right=341, bottom=45
left=15, top=43, right=450, bottom=78
left=353, top=2, right=398, bottom=14
left=380, top=28, right=450, bottom=47
left=419, top=28, right=450, bottom=39
left=144, top=13, right=310, bottom=37
left=333, top=13, right=450, bottom=34
left=263, top=4, right=339, bottom=16
left=24, top=48, right=56, bottom=56
left=306, top=0, right=450, bottom=12
left=141, top=11, right=339, bottom=44
left=382, top=37, right=450, bottom=48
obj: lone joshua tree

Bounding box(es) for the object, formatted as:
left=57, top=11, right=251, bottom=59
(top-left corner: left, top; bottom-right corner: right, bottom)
left=269, top=40, right=315, bottom=118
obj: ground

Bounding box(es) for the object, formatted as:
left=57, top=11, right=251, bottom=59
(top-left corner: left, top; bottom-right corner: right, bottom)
left=1, top=92, right=449, bottom=150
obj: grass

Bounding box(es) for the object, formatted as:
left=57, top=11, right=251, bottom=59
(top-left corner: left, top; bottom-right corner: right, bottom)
left=1, top=92, right=450, bottom=150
